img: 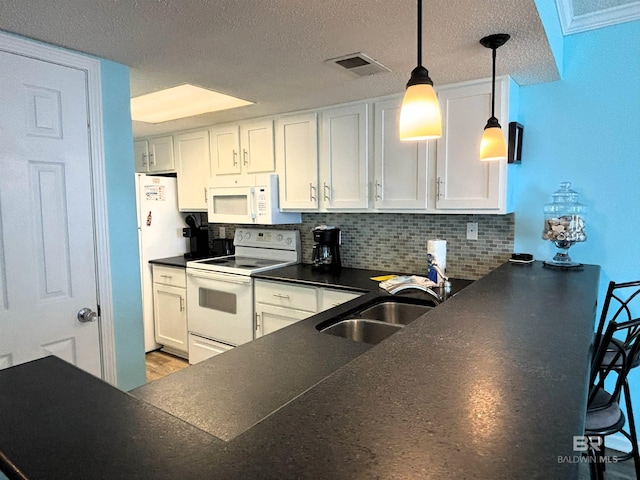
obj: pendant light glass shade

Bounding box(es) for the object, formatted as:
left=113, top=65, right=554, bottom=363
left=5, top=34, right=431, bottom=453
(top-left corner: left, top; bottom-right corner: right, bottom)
left=399, top=81, right=442, bottom=140
left=479, top=120, right=508, bottom=161
left=479, top=33, right=510, bottom=161
left=399, top=0, right=442, bottom=141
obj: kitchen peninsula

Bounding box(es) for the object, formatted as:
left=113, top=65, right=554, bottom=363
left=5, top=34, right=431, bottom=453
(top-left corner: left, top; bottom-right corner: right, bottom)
left=0, top=262, right=599, bottom=479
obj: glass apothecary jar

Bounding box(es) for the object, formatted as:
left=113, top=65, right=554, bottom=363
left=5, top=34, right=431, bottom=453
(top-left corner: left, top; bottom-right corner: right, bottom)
left=542, top=182, right=586, bottom=267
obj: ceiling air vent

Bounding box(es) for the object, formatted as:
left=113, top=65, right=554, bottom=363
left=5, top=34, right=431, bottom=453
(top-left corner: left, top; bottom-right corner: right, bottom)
left=325, top=52, right=391, bottom=77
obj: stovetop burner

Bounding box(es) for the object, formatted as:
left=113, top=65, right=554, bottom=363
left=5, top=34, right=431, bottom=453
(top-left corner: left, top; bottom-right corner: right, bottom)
left=185, top=229, right=301, bottom=275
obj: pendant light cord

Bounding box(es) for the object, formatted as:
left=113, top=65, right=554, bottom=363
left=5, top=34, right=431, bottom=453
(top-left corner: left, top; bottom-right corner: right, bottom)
left=417, top=0, right=422, bottom=67
left=491, top=47, right=496, bottom=118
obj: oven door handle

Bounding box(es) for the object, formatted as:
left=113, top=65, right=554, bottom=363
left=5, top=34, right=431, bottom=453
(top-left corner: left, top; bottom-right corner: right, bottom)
left=186, top=269, right=252, bottom=285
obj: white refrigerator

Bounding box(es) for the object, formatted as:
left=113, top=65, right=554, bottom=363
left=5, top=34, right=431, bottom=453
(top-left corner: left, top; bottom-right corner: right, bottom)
left=135, top=173, right=188, bottom=352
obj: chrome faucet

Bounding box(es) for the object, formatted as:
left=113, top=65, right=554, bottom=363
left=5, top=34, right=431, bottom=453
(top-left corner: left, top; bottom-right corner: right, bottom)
left=430, top=264, right=452, bottom=301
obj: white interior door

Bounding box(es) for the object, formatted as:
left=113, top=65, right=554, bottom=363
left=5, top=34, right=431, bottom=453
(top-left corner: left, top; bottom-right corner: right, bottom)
left=0, top=51, right=102, bottom=377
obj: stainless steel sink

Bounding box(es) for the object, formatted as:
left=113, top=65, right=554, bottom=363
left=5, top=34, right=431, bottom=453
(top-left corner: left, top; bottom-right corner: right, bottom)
left=317, top=299, right=434, bottom=344
left=320, top=319, right=402, bottom=345
left=354, top=302, right=432, bottom=325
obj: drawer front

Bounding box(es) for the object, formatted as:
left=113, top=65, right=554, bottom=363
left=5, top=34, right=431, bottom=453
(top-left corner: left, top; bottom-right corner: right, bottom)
left=188, top=333, right=233, bottom=365
left=152, top=265, right=186, bottom=288
left=254, top=280, right=318, bottom=312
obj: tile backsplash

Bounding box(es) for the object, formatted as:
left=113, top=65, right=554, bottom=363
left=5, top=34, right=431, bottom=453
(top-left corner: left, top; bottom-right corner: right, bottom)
left=202, top=213, right=515, bottom=280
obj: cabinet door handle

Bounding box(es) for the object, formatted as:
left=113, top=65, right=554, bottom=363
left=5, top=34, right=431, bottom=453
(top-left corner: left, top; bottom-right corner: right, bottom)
left=204, top=187, right=208, bottom=203
left=243, top=149, right=249, bottom=166
left=255, top=312, right=261, bottom=332
left=272, top=293, right=290, bottom=299
left=309, top=183, right=317, bottom=202
left=323, top=182, right=331, bottom=202
left=179, top=296, right=185, bottom=312
left=161, top=274, right=172, bottom=280
left=142, top=152, right=147, bottom=166
left=232, top=150, right=238, bottom=166
left=436, top=176, right=444, bottom=200
left=149, top=152, right=155, bottom=165
left=375, top=181, right=382, bottom=200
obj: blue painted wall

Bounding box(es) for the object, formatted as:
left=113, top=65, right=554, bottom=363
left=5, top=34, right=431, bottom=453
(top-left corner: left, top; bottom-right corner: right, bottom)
left=100, top=60, right=146, bottom=391
left=516, top=19, right=640, bottom=449
left=515, top=19, right=640, bottom=290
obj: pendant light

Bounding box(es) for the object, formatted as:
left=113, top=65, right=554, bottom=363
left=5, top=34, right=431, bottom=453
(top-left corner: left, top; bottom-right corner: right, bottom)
left=399, top=0, right=442, bottom=141
left=479, top=33, right=510, bottom=161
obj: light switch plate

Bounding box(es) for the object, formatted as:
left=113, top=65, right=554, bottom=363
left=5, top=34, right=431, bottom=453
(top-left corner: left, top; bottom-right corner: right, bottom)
left=466, top=222, right=478, bottom=241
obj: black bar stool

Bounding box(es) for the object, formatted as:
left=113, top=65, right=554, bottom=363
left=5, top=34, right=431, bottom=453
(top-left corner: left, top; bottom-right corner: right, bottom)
left=586, top=314, right=640, bottom=479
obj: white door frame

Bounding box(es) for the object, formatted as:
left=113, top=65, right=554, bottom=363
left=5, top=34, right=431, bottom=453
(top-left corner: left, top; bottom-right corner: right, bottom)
left=0, top=31, right=117, bottom=384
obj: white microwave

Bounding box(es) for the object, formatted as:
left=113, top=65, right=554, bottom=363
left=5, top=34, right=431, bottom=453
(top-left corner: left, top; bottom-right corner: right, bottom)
left=207, top=174, right=301, bottom=225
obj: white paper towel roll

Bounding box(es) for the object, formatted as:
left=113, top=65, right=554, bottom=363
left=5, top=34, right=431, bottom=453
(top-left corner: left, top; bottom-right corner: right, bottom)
left=427, top=239, right=447, bottom=283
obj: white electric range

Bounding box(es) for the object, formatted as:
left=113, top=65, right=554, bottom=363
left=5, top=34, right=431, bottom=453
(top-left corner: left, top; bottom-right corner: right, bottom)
left=185, top=228, right=300, bottom=364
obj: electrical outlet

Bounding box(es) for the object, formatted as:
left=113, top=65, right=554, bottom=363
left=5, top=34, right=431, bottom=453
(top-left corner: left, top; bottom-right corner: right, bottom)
left=466, top=222, right=478, bottom=241
left=219, top=226, right=226, bottom=238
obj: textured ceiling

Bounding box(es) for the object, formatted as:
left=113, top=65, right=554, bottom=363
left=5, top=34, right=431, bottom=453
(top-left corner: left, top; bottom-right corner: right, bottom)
left=0, top=0, right=559, bottom=138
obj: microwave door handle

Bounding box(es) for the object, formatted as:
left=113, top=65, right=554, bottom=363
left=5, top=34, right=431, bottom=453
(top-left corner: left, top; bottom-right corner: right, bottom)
left=248, top=187, right=256, bottom=220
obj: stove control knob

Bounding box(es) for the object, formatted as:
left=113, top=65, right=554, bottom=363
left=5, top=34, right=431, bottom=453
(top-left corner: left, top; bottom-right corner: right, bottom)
left=286, top=237, right=292, bottom=245
left=245, top=232, right=251, bottom=240
left=277, top=234, right=284, bottom=242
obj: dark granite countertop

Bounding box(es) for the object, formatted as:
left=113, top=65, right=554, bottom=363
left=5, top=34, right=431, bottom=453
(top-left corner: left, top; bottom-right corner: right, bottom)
left=0, top=261, right=600, bottom=479
left=253, top=263, right=474, bottom=294
left=148, top=255, right=190, bottom=268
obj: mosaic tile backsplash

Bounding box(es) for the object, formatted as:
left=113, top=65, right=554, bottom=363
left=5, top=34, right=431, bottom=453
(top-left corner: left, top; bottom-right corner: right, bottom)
left=202, top=213, right=515, bottom=280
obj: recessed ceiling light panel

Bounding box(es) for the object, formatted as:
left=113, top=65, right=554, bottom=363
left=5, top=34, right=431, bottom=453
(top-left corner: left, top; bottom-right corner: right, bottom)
left=131, top=84, right=254, bottom=123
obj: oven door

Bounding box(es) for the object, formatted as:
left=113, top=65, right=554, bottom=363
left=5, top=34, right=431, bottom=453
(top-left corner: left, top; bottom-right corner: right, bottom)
left=186, top=268, right=254, bottom=346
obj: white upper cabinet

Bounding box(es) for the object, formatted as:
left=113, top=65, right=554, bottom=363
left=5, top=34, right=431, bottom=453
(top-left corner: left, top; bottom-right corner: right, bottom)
left=175, top=130, right=211, bottom=212
left=210, top=119, right=275, bottom=176
left=210, top=124, right=241, bottom=175
left=134, top=140, right=149, bottom=173
left=241, top=119, right=275, bottom=174
left=319, top=103, right=369, bottom=210
left=276, top=112, right=319, bottom=210
left=434, top=76, right=514, bottom=212
left=134, top=136, right=175, bottom=173
left=373, top=97, right=429, bottom=210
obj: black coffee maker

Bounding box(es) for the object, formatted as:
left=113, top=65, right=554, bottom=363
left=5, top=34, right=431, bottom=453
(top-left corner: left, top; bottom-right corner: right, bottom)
left=183, top=215, right=210, bottom=259
left=311, top=225, right=341, bottom=271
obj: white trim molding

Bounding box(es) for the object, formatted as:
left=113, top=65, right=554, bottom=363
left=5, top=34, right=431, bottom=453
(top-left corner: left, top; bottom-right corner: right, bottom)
left=0, top=31, right=117, bottom=386
left=556, top=0, right=640, bottom=35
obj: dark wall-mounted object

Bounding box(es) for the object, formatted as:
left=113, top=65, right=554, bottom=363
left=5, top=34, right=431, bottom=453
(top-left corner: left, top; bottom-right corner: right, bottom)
left=508, top=122, right=524, bottom=164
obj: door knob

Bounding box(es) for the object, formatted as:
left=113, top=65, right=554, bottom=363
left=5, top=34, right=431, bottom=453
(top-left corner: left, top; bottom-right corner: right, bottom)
left=77, top=307, right=97, bottom=323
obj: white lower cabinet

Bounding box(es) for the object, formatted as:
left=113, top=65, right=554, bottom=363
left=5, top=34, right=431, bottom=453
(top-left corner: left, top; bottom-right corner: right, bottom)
left=319, top=288, right=362, bottom=311
left=255, top=303, right=313, bottom=337
left=254, top=279, right=362, bottom=338
left=152, top=265, right=188, bottom=358
left=188, top=333, right=233, bottom=365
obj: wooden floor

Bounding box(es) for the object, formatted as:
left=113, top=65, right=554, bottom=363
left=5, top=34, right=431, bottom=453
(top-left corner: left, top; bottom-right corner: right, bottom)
left=145, top=350, right=189, bottom=382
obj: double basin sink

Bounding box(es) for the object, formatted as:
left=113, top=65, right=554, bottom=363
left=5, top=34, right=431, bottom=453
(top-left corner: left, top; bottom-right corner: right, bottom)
left=316, top=298, right=435, bottom=345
